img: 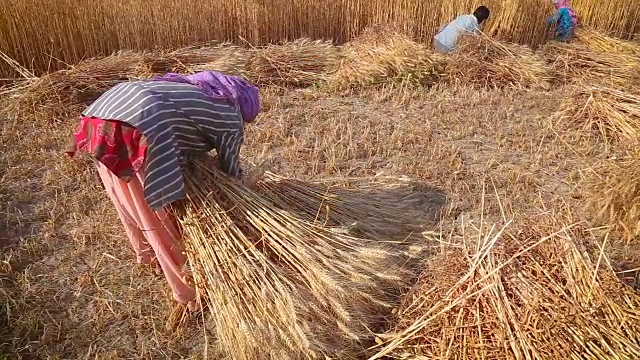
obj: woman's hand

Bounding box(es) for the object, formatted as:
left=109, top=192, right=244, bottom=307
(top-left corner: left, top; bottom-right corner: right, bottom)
left=237, top=167, right=260, bottom=188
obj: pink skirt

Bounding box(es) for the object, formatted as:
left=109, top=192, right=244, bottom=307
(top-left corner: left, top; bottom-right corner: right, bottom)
left=94, top=160, right=195, bottom=303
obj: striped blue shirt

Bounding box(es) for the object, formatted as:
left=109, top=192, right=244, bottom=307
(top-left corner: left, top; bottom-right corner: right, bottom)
left=83, top=80, right=244, bottom=210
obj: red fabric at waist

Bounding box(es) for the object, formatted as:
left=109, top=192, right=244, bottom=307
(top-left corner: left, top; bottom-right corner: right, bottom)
left=67, top=116, right=148, bottom=181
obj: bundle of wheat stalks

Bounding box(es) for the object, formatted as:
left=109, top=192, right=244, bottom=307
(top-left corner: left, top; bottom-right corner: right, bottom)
left=174, top=159, right=431, bottom=359
left=371, top=217, right=640, bottom=360
left=560, top=84, right=640, bottom=144
left=585, top=155, right=640, bottom=241
left=255, top=172, right=444, bottom=241
left=0, top=43, right=251, bottom=122
left=248, top=38, right=340, bottom=87
left=541, top=41, right=640, bottom=87
left=446, top=34, right=551, bottom=89
left=329, top=26, right=444, bottom=90
left=575, top=27, right=640, bottom=56
left=168, top=42, right=251, bottom=78
left=1, top=51, right=157, bottom=121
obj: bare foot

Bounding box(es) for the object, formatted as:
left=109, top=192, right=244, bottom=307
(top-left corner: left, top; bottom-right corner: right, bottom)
left=149, top=259, right=162, bottom=276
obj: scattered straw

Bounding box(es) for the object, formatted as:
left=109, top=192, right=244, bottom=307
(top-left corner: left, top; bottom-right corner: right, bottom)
left=371, top=217, right=640, bottom=359
left=575, top=27, right=640, bottom=56
left=585, top=155, right=640, bottom=242
left=541, top=41, right=640, bottom=87
left=174, top=158, right=430, bottom=359
left=559, top=84, right=640, bottom=144
left=248, top=39, right=340, bottom=87
left=445, top=34, right=552, bottom=89
left=328, top=26, right=444, bottom=90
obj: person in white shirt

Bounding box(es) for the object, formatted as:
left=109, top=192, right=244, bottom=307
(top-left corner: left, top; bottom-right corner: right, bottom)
left=433, top=6, right=491, bottom=54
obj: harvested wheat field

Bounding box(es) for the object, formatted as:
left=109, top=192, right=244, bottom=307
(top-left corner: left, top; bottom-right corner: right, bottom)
left=2, top=25, right=640, bottom=359
left=2, top=0, right=640, bottom=77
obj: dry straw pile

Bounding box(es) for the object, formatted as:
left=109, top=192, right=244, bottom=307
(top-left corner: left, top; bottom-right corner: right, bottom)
left=445, top=34, right=551, bottom=89
left=371, top=217, right=640, bottom=360
left=2, top=0, right=639, bottom=77
left=1, top=51, right=158, bottom=122
left=575, top=27, right=640, bottom=56
left=5, top=26, right=640, bottom=124
left=559, top=85, right=640, bottom=145
left=248, top=39, right=340, bottom=87
left=174, top=159, right=431, bottom=360
left=0, top=44, right=252, bottom=122
left=550, top=29, right=640, bottom=145
left=585, top=155, right=640, bottom=242
left=541, top=41, right=640, bottom=87
left=328, top=26, right=444, bottom=90
left=168, top=42, right=251, bottom=77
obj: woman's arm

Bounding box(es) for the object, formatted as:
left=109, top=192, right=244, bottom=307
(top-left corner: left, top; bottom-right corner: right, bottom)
left=218, top=130, right=243, bottom=179
left=545, top=11, right=559, bottom=36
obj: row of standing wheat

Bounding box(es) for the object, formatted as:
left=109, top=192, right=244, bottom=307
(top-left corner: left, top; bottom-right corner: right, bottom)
left=0, top=0, right=638, bottom=78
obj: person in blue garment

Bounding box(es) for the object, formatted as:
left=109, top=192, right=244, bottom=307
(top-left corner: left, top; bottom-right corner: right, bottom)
left=547, top=0, right=579, bottom=42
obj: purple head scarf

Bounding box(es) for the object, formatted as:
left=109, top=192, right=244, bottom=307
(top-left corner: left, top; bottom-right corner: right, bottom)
left=151, top=71, right=260, bottom=123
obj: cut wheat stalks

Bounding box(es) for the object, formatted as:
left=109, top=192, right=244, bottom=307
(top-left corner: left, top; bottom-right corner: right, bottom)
left=541, top=41, right=640, bottom=87
left=168, top=42, right=251, bottom=78
left=0, top=43, right=254, bottom=122
left=247, top=38, right=340, bottom=87
left=370, top=217, right=640, bottom=360
left=255, top=171, right=444, bottom=241
left=446, top=34, right=552, bottom=90
left=0, top=51, right=158, bottom=121
left=559, top=84, right=640, bottom=145
left=328, top=26, right=444, bottom=90
left=2, top=0, right=640, bottom=78
left=174, top=159, right=431, bottom=359
left=576, top=27, right=640, bottom=56
left=0, top=50, right=36, bottom=82
left=584, top=155, right=640, bottom=242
